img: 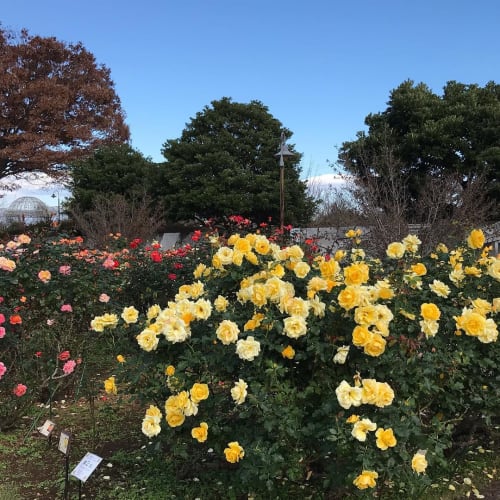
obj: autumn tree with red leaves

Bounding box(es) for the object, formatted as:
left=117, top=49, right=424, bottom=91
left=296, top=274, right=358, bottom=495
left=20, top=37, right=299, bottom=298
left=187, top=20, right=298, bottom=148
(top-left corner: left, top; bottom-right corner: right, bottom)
left=0, top=26, right=129, bottom=181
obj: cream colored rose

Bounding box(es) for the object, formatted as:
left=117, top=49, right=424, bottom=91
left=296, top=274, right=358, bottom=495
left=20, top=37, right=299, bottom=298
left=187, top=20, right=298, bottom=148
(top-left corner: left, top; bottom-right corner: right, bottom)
left=236, top=336, right=261, bottom=361
left=136, top=328, right=159, bottom=351
left=283, top=315, right=307, bottom=339
left=121, top=306, right=139, bottom=324
left=231, top=379, right=248, bottom=404
left=386, top=242, right=406, bottom=259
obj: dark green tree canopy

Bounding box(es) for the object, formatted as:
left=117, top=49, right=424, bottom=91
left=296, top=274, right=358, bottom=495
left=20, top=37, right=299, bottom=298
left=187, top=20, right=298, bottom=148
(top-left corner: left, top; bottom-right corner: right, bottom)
left=158, top=97, right=316, bottom=225
left=338, top=80, right=500, bottom=208
left=67, top=144, right=157, bottom=212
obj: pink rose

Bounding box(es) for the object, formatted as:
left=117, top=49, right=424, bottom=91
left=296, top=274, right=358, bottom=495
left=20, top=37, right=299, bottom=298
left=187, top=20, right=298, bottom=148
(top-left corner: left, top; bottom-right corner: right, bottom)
left=0, top=361, right=6, bottom=379
left=13, top=383, right=27, bottom=397
left=0, top=313, right=5, bottom=324
left=47, top=319, right=55, bottom=326
left=63, top=360, right=76, bottom=375
left=58, top=350, right=70, bottom=361
left=0, top=326, right=5, bottom=338
left=99, top=293, right=110, bottom=303
left=60, top=304, right=73, bottom=313
left=59, top=265, right=71, bottom=275
left=102, top=258, right=115, bottom=269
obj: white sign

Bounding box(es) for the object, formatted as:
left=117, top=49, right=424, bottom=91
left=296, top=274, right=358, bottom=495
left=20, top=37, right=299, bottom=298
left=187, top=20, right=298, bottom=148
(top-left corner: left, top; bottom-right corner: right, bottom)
left=58, top=430, right=71, bottom=455
left=39, top=419, right=56, bottom=437
left=70, top=452, right=102, bottom=482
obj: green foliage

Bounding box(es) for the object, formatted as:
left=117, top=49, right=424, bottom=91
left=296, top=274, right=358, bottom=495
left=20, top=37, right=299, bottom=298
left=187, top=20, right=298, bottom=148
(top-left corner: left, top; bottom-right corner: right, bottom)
left=157, top=97, right=317, bottom=225
left=67, top=144, right=158, bottom=212
left=339, top=80, right=500, bottom=211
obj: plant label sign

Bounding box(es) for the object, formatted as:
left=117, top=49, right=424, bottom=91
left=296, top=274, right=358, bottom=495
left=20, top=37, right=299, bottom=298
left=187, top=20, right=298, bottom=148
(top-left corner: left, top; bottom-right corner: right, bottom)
left=39, top=419, right=56, bottom=437
left=70, top=452, right=102, bottom=482
left=58, top=430, right=71, bottom=455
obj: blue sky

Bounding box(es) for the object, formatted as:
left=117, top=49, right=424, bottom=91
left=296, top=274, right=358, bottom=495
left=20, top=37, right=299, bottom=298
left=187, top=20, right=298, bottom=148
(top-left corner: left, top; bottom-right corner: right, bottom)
left=1, top=0, right=500, bottom=206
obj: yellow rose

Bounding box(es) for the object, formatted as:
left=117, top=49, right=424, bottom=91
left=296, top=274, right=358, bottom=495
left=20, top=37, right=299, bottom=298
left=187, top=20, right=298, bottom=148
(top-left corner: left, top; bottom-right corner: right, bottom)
left=234, top=237, right=251, bottom=253
left=343, top=262, right=369, bottom=286
left=224, top=441, right=245, bottom=463
left=294, top=261, right=311, bottom=279
left=487, top=259, right=500, bottom=280
left=283, top=315, right=307, bottom=339
left=147, top=304, right=161, bottom=320
left=410, top=263, right=427, bottom=276
left=193, top=298, right=212, bottom=320
left=136, top=328, right=159, bottom=352
left=165, top=365, right=175, bottom=376
left=354, top=305, right=378, bottom=326
left=231, top=379, right=248, bottom=405
left=420, top=319, right=439, bottom=338
left=166, top=410, right=185, bottom=428
left=374, top=382, right=395, bottom=408
left=145, top=404, right=162, bottom=421
left=333, top=345, right=350, bottom=364
left=338, top=286, right=360, bottom=310
left=116, top=354, right=126, bottom=363
left=121, top=306, right=139, bottom=324
left=353, top=470, right=378, bottom=490
left=214, top=295, right=229, bottom=312
left=318, top=259, right=339, bottom=279
left=429, top=279, right=450, bottom=298
left=191, top=422, right=208, bottom=443
left=375, top=428, right=397, bottom=450
left=364, top=333, right=386, bottom=357
left=351, top=418, right=377, bottom=442
left=104, top=376, right=117, bottom=395
left=253, top=235, right=271, bottom=255
left=411, top=451, right=428, bottom=474
left=216, top=320, right=240, bottom=345
left=386, top=242, right=405, bottom=259
left=193, top=262, right=207, bottom=279
left=245, top=251, right=258, bottom=265
left=467, top=229, right=485, bottom=249
left=90, top=316, right=105, bottom=332
left=420, top=303, right=441, bottom=321
left=142, top=416, right=161, bottom=437
left=336, top=380, right=362, bottom=410
left=190, top=383, right=210, bottom=403
left=281, top=345, right=296, bottom=359
left=236, top=336, right=261, bottom=361
left=352, top=325, right=372, bottom=347
left=402, top=234, right=421, bottom=253
left=455, top=308, right=486, bottom=337
left=286, top=245, right=304, bottom=261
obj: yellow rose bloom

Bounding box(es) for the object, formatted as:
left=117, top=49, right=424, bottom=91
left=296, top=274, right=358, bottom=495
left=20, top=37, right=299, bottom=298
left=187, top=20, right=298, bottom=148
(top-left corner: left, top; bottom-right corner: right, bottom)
left=375, top=280, right=395, bottom=300
left=193, top=263, right=207, bottom=279
left=294, top=261, right=311, bottom=279
left=190, top=383, right=210, bottom=403
left=253, top=235, right=271, bottom=255
left=104, top=376, right=117, bottom=395
left=478, top=319, right=498, bottom=343
left=214, top=295, right=229, bottom=312
left=351, top=418, right=377, bottom=442
left=364, top=333, right=386, bottom=357
left=193, top=298, right=212, bottom=320
left=147, top=304, right=161, bottom=320
left=90, top=316, right=105, bottom=332
left=411, top=451, right=428, bottom=474
left=145, top=404, right=162, bottom=421
left=467, top=229, right=485, bottom=249
left=420, top=319, right=439, bottom=338
left=354, top=305, right=378, bottom=326
left=455, top=308, right=486, bottom=337
left=374, top=382, right=395, bottom=408
left=410, top=263, right=427, bottom=276
left=318, top=259, right=340, bottom=279
left=191, top=422, right=208, bottom=443
left=471, top=298, right=491, bottom=316
left=338, top=286, right=361, bottom=310
left=231, top=379, right=248, bottom=405
left=336, top=380, right=362, bottom=410
left=420, top=303, right=441, bottom=321
left=136, top=328, right=159, bottom=352
left=343, top=262, right=369, bottom=286
left=286, top=245, right=304, bottom=261
left=116, top=354, right=126, bottom=363
left=352, top=325, right=372, bottom=347
left=402, top=234, right=421, bottom=253
left=386, top=242, right=406, bottom=259
left=166, top=410, right=185, bottom=428
left=121, top=306, right=139, bottom=324
left=353, top=470, right=378, bottom=490
left=224, top=441, right=245, bottom=463
left=234, top=237, right=251, bottom=253
left=281, top=345, right=296, bottom=359
left=429, top=279, right=450, bottom=298
left=346, top=414, right=359, bottom=424
left=333, top=345, right=350, bottom=364
left=283, top=315, right=307, bottom=339
left=487, top=259, right=500, bottom=280
left=245, top=251, right=258, bottom=265
left=375, top=427, right=397, bottom=450
left=216, top=320, right=240, bottom=345
left=236, top=336, right=261, bottom=361
left=142, top=416, right=161, bottom=437
left=165, top=365, right=175, bottom=376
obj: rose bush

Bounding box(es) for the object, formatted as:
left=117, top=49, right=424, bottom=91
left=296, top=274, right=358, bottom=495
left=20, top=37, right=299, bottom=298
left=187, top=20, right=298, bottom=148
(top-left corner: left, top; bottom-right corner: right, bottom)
left=95, top=228, right=499, bottom=497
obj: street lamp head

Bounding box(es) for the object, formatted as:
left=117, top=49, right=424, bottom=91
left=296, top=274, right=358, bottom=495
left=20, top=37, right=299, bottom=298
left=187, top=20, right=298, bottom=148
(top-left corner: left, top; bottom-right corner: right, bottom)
left=274, top=133, right=295, bottom=167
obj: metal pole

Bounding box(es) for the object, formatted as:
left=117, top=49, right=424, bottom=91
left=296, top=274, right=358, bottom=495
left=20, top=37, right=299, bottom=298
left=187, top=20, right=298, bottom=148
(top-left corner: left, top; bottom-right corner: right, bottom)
left=280, top=163, right=285, bottom=229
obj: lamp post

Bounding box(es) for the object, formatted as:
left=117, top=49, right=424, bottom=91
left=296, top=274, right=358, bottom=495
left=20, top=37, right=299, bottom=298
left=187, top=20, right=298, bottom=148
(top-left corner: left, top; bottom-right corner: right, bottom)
left=51, top=192, right=60, bottom=223
left=274, top=132, right=295, bottom=229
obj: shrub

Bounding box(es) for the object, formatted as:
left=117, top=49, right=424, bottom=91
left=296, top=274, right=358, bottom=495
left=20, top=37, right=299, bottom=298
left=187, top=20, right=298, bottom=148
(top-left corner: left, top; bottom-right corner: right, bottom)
left=95, top=228, right=499, bottom=497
